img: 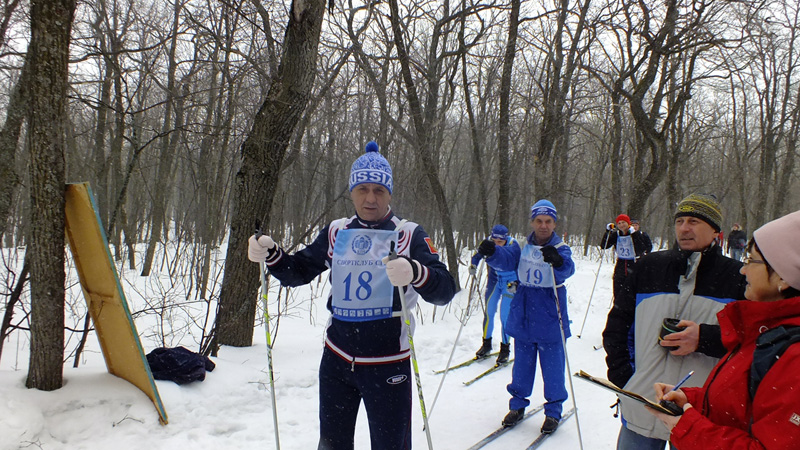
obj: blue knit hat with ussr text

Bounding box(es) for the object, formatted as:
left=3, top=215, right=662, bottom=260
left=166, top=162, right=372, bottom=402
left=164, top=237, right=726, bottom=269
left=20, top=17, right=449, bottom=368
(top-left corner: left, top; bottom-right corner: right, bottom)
left=349, top=141, right=393, bottom=194
left=491, top=224, right=509, bottom=240
left=530, top=199, right=558, bottom=221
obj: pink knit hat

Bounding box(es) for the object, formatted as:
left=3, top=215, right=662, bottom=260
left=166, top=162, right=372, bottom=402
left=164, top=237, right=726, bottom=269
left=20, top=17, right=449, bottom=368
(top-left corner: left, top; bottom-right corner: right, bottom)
left=753, top=209, right=800, bottom=290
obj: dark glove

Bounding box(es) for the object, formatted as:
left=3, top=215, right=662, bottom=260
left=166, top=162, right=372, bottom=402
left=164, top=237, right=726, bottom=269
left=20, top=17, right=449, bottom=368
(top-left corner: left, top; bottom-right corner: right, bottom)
left=477, top=239, right=496, bottom=257
left=541, top=245, right=564, bottom=267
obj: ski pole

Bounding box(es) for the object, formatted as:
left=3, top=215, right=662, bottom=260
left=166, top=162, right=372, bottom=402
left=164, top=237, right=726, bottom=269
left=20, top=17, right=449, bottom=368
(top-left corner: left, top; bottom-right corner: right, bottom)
left=428, top=259, right=484, bottom=418
left=255, top=221, right=281, bottom=450
left=389, top=242, right=434, bottom=450
left=548, top=263, right=584, bottom=450
left=577, top=231, right=611, bottom=338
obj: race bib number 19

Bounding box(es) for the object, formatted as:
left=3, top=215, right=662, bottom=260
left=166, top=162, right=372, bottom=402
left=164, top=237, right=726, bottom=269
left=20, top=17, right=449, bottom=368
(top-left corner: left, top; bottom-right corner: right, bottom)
left=517, top=245, right=554, bottom=288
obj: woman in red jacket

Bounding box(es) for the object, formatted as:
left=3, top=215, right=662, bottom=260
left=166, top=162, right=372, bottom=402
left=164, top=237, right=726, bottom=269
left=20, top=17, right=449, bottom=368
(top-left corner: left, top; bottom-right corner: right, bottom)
left=647, top=209, right=800, bottom=449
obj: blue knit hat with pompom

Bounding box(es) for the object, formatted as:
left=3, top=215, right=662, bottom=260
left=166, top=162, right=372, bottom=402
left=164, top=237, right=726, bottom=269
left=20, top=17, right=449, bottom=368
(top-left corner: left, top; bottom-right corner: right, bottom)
left=349, top=141, right=393, bottom=194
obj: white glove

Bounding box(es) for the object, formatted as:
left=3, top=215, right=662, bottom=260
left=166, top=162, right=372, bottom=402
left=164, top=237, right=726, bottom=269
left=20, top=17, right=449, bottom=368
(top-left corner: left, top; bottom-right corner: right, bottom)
left=248, top=234, right=277, bottom=262
left=382, top=255, right=422, bottom=286
left=606, top=223, right=615, bottom=231
left=468, top=264, right=477, bottom=276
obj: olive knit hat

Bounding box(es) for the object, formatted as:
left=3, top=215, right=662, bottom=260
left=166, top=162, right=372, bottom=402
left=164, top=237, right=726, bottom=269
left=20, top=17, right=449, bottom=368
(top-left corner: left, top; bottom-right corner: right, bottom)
left=674, top=193, right=723, bottom=232
left=753, top=209, right=800, bottom=290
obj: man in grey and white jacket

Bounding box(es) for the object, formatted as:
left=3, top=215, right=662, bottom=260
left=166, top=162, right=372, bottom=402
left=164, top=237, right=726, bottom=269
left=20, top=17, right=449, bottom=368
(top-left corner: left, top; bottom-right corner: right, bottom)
left=602, top=193, right=746, bottom=450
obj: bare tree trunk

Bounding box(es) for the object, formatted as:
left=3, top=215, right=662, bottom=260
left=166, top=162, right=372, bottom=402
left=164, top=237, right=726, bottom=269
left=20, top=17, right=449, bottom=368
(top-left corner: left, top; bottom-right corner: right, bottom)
left=609, top=83, right=624, bottom=212
left=496, top=0, right=519, bottom=225
left=459, top=0, right=487, bottom=234
left=387, top=0, right=460, bottom=286
left=26, top=0, right=76, bottom=391
left=91, top=65, right=112, bottom=225
left=773, top=75, right=800, bottom=217
left=216, top=0, right=326, bottom=348
left=0, top=260, right=28, bottom=362
left=140, top=0, right=183, bottom=277
left=730, top=77, right=750, bottom=228
left=0, top=56, right=29, bottom=240
left=536, top=0, right=591, bottom=206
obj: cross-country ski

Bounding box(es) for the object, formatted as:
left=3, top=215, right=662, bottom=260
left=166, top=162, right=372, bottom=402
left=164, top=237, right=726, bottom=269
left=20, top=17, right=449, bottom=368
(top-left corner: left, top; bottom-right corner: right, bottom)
left=433, top=352, right=499, bottom=374
left=466, top=403, right=546, bottom=450
left=524, top=408, right=576, bottom=450
left=463, top=359, right=514, bottom=386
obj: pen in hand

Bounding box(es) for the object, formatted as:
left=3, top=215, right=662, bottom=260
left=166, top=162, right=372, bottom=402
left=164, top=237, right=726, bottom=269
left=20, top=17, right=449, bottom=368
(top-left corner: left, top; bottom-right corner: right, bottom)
left=663, top=370, right=694, bottom=399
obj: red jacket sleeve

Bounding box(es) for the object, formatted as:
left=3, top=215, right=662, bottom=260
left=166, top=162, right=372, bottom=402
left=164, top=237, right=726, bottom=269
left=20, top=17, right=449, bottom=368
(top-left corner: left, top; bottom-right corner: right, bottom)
left=671, top=360, right=800, bottom=450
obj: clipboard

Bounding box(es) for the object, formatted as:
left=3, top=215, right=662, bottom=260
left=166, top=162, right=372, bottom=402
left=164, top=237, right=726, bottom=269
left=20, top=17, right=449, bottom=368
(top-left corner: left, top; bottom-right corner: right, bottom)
left=574, top=370, right=683, bottom=416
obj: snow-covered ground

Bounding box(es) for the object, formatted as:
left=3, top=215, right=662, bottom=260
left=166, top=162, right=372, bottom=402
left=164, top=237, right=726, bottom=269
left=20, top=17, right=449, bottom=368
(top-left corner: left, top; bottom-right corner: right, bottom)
left=1, top=246, right=630, bottom=450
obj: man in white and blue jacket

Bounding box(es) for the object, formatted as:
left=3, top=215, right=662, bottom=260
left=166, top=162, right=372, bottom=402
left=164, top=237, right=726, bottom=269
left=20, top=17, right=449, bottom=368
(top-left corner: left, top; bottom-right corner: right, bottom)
left=492, top=199, right=575, bottom=435
left=248, top=141, right=456, bottom=450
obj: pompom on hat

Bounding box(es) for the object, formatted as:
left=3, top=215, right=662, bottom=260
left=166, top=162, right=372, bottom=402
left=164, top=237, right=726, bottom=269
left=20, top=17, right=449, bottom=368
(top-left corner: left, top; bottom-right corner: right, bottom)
left=349, top=141, right=393, bottom=194
left=616, top=214, right=631, bottom=225
left=753, top=209, right=800, bottom=290
left=491, top=224, right=509, bottom=241
left=530, top=199, right=558, bottom=221
left=674, top=193, right=723, bottom=232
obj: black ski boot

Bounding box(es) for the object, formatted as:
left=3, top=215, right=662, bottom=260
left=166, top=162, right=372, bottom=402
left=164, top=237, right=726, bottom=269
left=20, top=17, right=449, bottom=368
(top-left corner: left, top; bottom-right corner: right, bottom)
left=475, top=338, right=492, bottom=359
left=541, top=416, right=559, bottom=434
left=502, top=408, right=525, bottom=428
left=496, top=342, right=511, bottom=365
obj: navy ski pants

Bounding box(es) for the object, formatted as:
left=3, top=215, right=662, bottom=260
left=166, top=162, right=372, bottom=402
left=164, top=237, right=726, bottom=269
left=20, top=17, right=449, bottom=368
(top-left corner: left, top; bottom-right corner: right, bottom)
left=317, top=347, right=412, bottom=450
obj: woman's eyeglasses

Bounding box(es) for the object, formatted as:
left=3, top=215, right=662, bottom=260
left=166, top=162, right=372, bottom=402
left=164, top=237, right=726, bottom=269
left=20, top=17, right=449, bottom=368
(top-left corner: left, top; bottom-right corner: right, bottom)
left=743, top=257, right=766, bottom=266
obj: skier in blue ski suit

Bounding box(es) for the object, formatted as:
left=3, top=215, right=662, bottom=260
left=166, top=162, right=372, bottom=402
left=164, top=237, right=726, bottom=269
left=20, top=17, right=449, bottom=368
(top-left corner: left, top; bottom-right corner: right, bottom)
left=494, top=199, right=575, bottom=435
left=470, top=224, right=520, bottom=364
left=248, top=141, right=456, bottom=450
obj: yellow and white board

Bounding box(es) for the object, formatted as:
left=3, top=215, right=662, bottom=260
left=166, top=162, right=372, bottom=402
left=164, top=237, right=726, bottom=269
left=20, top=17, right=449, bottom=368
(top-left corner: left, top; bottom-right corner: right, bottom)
left=64, top=182, right=168, bottom=424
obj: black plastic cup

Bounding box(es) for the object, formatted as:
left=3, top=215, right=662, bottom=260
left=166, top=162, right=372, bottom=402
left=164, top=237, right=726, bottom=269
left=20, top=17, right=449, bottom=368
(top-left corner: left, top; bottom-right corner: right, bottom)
left=658, top=318, right=686, bottom=351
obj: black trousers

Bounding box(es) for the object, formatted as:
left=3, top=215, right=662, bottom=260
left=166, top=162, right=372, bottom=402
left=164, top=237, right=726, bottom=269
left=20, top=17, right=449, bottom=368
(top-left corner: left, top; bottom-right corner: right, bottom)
left=317, top=347, right=412, bottom=450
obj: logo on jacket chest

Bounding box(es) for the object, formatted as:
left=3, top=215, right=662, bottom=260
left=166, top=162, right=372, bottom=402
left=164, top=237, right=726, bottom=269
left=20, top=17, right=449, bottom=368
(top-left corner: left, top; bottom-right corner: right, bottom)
left=790, top=413, right=800, bottom=426
left=351, top=235, right=373, bottom=255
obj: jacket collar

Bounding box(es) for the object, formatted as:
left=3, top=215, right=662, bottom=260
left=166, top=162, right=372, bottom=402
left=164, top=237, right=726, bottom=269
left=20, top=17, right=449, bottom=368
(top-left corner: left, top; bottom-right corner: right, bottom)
left=528, top=231, right=557, bottom=246
left=719, top=296, right=800, bottom=349
left=354, top=207, right=394, bottom=229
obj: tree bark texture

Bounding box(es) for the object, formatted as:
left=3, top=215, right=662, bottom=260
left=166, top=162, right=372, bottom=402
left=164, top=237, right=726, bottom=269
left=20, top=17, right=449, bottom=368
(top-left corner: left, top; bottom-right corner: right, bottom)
left=0, top=55, right=29, bottom=241
left=496, top=0, right=519, bottom=225
left=216, top=0, right=326, bottom=347
left=140, top=0, right=183, bottom=277
left=388, top=0, right=460, bottom=286
left=26, top=0, right=76, bottom=391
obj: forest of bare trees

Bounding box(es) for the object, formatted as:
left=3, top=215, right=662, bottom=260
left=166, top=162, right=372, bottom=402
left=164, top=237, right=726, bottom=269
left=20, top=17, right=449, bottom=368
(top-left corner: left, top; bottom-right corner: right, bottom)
left=1, top=0, right=799, bottom=385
